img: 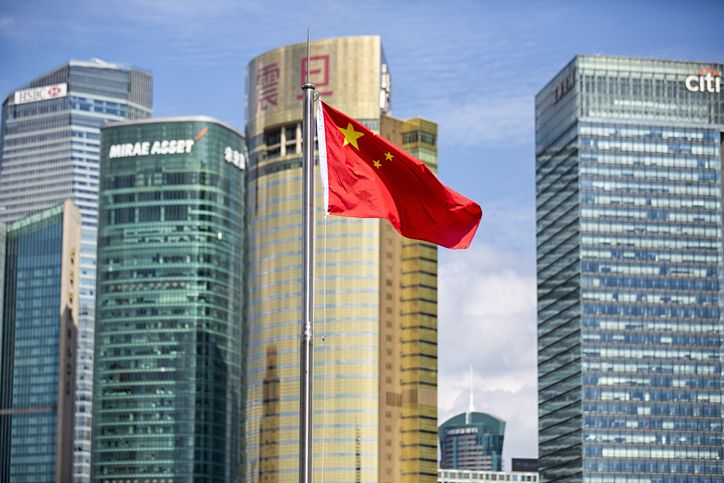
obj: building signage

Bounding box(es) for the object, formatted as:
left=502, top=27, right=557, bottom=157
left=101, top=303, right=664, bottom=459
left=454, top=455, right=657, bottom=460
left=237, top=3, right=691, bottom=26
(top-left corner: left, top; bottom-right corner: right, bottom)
left=108, top=139, right=195, bottom=159
left=685, top=68, right=721, bottom=93
left=13, top=83, right=68, bottom=105
left=224, top=147, right=246, bottom=170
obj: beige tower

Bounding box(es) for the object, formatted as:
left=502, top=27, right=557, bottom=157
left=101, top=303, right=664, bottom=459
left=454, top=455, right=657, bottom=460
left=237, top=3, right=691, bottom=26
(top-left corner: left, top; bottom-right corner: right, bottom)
left=245, top=36, right=438, bottom=482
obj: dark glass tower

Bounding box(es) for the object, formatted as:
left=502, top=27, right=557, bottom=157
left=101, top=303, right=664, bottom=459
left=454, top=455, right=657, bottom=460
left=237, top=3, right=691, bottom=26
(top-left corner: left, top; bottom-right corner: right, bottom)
left=0, top=200, right=81, bottom=483
left=0, top=59, right=152, bottom=481
left=91, top=117, right=245, bottom=482
left=536, top=56, right=723, bottom=482
left=439, top=412, right=505, bottom=472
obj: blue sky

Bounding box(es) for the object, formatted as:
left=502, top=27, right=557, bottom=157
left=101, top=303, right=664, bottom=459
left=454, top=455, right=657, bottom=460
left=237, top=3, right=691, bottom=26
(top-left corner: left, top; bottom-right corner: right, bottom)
left=2, top=0, right=724, bottom=467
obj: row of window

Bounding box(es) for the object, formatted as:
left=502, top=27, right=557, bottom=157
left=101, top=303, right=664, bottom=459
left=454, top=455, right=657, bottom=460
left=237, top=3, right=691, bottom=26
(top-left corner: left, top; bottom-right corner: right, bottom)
left=581, top=193, right=720, bottom=210
left=580, top=124, right=719, bottom=142
left=582, top=235, right=719, bottom=251
left=582, top=181, right=719, bottom=198
left=582, top=401, right=721, bottom=417
left=581, top=138, right=718, bottom=156
left=582, top=276, right=719, bottom=291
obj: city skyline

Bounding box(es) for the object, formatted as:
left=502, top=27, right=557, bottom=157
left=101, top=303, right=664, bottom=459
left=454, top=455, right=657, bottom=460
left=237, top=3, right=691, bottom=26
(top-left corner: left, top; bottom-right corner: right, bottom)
left=1, top=0, right=724, bottom=465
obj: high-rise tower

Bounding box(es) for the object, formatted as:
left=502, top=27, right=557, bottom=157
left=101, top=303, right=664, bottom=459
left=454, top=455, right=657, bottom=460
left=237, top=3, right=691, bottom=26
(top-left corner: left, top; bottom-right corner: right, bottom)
left=91, top=117, right=246, bottom=481
left=245, top=36, right=439, bottom=482
left=0, top=59, right=152, bottom=481
left=0, top=200, right=81, bottom=483
left=536, top=56, right=723, bottom=482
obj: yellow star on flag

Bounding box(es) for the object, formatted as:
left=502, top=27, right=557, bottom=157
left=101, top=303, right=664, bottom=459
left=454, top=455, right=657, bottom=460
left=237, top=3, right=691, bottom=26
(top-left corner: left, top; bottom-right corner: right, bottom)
left=338, top=123, right=364, bottom=150
left=385, top=152, right=394, bottom=161
left=373, top=160, right=382, bottom=169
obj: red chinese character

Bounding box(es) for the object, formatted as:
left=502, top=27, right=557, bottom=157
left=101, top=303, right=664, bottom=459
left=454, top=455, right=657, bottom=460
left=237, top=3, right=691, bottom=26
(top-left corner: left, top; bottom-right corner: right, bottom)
left=257, top=63, right=280, bottom=111
left=298, top=55, right=333, bottom=99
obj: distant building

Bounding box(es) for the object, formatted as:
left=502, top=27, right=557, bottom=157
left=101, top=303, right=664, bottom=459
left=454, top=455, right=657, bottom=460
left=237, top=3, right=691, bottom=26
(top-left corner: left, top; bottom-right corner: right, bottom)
left=536, top=55, right=724, bottom=481
left=439, top=412, right=505, bottom=471
left=511, top=458, right=538, bottom=472
left=0, top=59, right=152, bottom=481
left=0, top=200, right=81, bottom=483
left=438, top=469, right=538, bottom=483
left=91, top=117, right=245, bottom=481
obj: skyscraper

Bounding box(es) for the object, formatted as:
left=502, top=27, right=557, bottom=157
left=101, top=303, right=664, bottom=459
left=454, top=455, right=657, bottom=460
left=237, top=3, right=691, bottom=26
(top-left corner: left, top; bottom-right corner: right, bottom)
left=536, top=56, right=723, bottom=482
left=245, top=36, right=439, bottom=482
left=0, top=59, right=152, bottom=481
left=439, top=412, right=506, bottom=472
left=0, top=200, right=81, bottom=483
left=91, top=117, right=245, bottom=481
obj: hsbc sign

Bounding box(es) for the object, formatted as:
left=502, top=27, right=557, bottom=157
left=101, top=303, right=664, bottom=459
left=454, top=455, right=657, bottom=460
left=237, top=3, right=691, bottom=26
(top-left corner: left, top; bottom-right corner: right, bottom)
left=684, top=68, right=721, bottom=93
left=14, top=83, right=68, bottom=105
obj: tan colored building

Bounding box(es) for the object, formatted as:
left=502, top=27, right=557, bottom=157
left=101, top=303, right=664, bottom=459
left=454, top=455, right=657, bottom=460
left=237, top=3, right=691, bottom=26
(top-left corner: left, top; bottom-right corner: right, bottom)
left=245, top=36, right=438, bottom=482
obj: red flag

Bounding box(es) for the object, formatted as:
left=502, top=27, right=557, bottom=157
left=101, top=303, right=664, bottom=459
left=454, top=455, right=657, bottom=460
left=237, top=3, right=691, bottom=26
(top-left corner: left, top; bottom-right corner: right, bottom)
left=317, top=101, right=482, bottom=249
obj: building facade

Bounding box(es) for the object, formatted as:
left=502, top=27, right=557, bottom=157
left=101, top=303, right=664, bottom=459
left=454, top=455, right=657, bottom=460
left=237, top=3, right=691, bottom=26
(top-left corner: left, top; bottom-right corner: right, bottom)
left=91, top=118, right=245, bottom=481
left=0, top=200, right=81, bottom=483
left=0, top=59, right=152, bottom=481
left=245, top=36, right=439, bottom=482
left=439, top=412, right=505, bottom=472
left=536, top=56, right=723, bottom=482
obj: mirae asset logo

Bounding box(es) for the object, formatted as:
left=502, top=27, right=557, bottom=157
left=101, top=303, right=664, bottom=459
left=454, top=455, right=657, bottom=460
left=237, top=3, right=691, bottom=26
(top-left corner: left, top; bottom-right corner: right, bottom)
left=108, top=128, right=208, bottom=159
left=685, top=67, right=721, bottom=93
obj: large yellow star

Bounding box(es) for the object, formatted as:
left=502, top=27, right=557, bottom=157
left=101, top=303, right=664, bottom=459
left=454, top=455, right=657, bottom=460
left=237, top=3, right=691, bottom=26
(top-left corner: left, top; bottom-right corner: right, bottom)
left=338, top=123, right=364, bottom=150
left=384, top=151, right=394, bottom=161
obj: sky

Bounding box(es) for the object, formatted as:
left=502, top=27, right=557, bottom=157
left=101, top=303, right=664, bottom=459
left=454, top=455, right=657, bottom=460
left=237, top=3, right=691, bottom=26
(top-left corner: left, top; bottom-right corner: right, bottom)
left=2, top=0, right=724, bottom=469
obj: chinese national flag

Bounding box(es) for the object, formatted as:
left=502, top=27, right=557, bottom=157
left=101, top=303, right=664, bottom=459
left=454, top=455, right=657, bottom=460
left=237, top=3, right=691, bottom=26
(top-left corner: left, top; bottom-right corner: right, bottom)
left=316, top=101, right=482, bottom=249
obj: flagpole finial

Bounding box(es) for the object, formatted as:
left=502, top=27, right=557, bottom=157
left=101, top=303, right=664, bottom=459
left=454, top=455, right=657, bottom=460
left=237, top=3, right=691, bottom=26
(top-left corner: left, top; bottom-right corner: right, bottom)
left=303, top=28, right=314, bottom=89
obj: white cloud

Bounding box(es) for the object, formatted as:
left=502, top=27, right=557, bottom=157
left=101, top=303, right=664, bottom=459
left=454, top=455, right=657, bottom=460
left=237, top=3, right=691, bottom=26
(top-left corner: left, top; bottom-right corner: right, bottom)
left=438, top=236, right=539, bottom=466
left=433, top=94, right=532, bottom=148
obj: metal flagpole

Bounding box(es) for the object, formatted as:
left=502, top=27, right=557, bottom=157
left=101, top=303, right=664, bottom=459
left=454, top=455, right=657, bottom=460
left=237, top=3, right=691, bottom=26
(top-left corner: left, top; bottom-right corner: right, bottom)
left=300, top=29, right=316, bottom=483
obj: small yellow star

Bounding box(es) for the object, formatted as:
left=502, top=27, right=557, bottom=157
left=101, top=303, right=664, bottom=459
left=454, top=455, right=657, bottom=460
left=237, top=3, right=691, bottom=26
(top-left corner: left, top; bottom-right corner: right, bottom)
left=384, top=152, right=393, bottom=161
left=373, top=160, right=382, bottom=169
left=338, top=123, right=364, bottom=150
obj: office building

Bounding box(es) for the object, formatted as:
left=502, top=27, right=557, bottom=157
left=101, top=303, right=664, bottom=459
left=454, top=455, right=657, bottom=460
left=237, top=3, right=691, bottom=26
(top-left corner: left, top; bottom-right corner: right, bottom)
left=0, top=59, right=152, bottom=481
left=245, top=36, right=438, bottom=482
left=536, top=56, right=723, bottom=481
left=439, top=412, right=505, bottom=471
left=91, top=117, right=245, bottom=481
left=0, top=200, right=81, bottom=483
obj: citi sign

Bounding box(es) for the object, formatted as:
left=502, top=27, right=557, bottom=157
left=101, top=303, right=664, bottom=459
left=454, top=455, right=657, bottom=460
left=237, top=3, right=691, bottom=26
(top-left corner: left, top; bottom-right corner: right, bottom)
left=685, top=68, right=721, bottom=93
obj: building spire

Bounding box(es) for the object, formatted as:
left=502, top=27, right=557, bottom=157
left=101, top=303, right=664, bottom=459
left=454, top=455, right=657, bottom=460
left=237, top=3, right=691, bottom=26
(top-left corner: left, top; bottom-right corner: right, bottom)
left=466, top=365, right=474, bottom=424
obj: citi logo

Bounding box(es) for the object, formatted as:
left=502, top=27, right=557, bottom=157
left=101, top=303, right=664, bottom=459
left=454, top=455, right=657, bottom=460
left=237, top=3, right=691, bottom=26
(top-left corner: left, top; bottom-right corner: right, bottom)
left=685, top=67, right=721, bottom=93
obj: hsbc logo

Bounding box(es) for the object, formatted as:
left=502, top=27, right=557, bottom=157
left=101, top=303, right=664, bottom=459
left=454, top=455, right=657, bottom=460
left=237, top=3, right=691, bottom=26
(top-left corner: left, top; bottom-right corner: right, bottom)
left=685, top=68, right=721, bottom=93
left=14, top=83, right=68, bottom=105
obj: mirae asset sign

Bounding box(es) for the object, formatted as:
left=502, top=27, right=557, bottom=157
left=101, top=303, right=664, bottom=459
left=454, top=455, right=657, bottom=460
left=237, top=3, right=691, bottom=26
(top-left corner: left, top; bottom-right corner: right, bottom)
left=108, top=134, right=245, bottom=169
left=109, top=139, right=196, bottom=158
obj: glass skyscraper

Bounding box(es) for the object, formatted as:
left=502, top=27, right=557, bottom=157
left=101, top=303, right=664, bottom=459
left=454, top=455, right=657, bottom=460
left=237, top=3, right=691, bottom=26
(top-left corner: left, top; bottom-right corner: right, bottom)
left=0, top=59, right=152, bottom=481
left=245, top=36, right=439, bottom=482
left=536, top=56, right=723, bottom=482
left=91, top=117, right=245, bottom=482
left=0, top=200, right=81, bottom=483
left=439, top=412, right=505, bottom=472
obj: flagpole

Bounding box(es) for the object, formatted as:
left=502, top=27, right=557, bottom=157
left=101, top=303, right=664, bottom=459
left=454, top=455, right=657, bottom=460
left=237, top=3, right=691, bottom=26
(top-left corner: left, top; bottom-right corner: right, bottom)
left=300, top=29, right=316, bottom=483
